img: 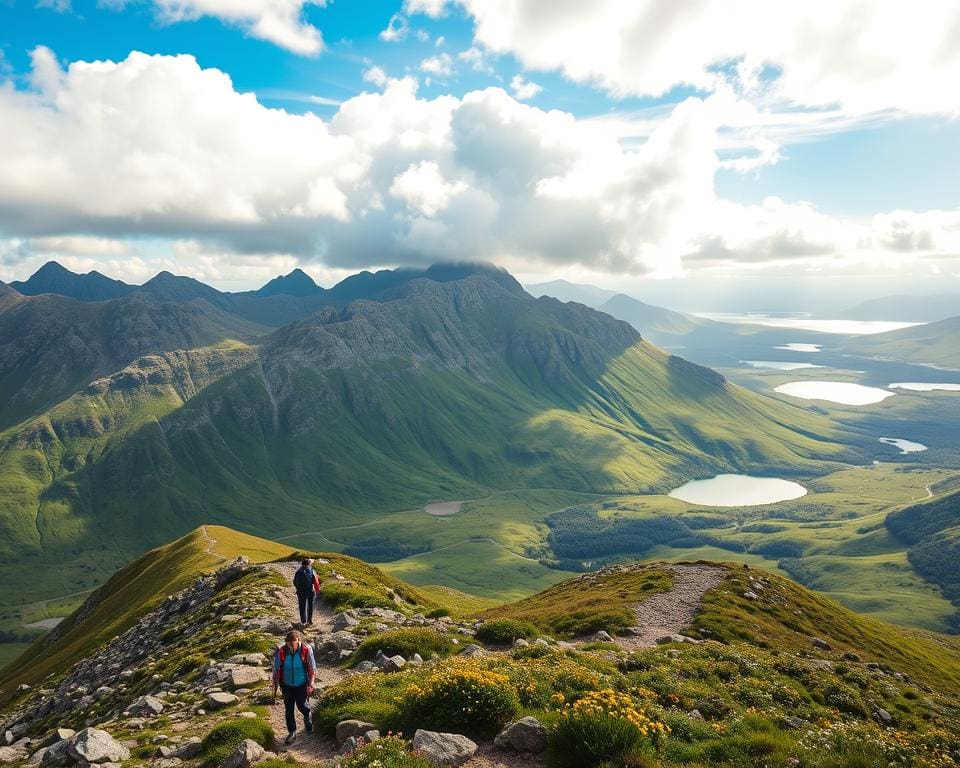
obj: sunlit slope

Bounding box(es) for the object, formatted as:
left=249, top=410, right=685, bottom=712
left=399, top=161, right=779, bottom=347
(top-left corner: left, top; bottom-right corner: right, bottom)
left=840, top=314, right=960, bottom=367
left=0, top=275, right=852, bottom=604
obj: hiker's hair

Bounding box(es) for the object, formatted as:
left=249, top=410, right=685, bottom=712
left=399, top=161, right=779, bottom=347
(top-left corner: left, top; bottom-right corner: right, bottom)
left=285, top=630, right=302, bottom=642
left=300, top=558, right=309, bottom=566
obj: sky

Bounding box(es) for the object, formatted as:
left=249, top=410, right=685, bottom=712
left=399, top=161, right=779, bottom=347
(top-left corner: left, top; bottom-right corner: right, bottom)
left=1, top=0, right=959, bottom=309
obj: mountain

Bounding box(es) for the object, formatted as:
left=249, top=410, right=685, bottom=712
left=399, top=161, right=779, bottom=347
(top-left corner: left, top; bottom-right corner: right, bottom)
left=841, top=293, right=960, bottom=322
left=525, top=278, right=618, bottom=307
left=9, top=261, right=135, bottom=302
left=0, top=271, right=852, bottom=604
left=0, top=292, right=267, bottom=431
left=255, top=268, right=322, bottom=297
left=1, top=528, right=958, bottom=767
left=840, top=314, right=960, bottom=368
left=597, top=293, right=706, bottom=338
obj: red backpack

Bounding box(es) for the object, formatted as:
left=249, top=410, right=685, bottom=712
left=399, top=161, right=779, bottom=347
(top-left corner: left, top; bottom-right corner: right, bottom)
left=278, top=643, right=311, bottom=670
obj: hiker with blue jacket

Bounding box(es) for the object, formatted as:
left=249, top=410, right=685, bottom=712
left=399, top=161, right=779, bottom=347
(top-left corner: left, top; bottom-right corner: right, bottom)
left=293, top=558, right=317, bottom=625
left=272, top=630, right=316, bottom=744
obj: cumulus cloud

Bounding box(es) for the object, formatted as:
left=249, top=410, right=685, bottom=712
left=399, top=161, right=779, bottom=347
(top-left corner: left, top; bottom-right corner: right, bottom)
left=510, top=75, right=541, bottom=100
left=419, top=53, right=453, bottom=78
left=111, top=0, right=328, bottom=55
left=422, top=1, right=960, bottom=116
left=1, top=48, right=959, bottom=284
left=458, top=46, right=495, bottom=75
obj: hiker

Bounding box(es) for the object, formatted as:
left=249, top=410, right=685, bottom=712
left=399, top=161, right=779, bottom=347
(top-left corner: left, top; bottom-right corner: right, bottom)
left=293, top=558, right=316, bottom=625
left=272, top=630, right=316, bottom=744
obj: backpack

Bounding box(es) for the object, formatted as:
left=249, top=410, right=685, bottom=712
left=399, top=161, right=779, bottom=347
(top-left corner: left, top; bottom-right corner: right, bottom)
left=277, top=643, right=311, bottom=674
left=293, top=566, right=314, bottom=593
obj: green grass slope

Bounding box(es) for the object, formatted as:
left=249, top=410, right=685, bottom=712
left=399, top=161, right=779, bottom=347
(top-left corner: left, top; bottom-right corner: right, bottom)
left=840, top=314, right=960, bottom=368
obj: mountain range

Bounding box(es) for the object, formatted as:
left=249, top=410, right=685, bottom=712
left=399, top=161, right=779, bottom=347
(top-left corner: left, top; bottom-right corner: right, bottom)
left=0, top=262, right=851, bottom=605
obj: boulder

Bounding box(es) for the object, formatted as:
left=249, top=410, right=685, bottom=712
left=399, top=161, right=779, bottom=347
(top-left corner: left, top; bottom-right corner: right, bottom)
left=874, top=708, right=894, bottom=726
left=67, top=729, right=131, bottom=764
left=206, top=692, right=239, bottom=710
left=332, top=612, right=359, bottom=632
left=173, top=738, right=202, bottom=759
left=335, top=721, right=377, bottom=747
left=412, top=730, right=477, bottom=767
left=354, top=661, right=376, bottom=673
left=381, top=655, right=406, bottom=673
left=493, top=717, right=547, bottom=753
left=41, top=740, right=72, bottom=768
left=458, top=645, right=485, bottom=658
left=743, top=591, right=759, bottom=601
left=655, top=634, right=700, bottom=645
left=128, top=695, right=165, bottom=717
left=781, top=716, right=806, bottom=730
left=228, top=667, right=269, bottom=689
left=221, top=739, right=264, bottom=768
left=811, top=638, right=832, bottom=651
left=40, top=731, right=75, bottom=749
left=0, top=746, right=24, bottom=764
left=337, top=737, right=363, bottom=755
left=590, top=631, right=614, bottom=643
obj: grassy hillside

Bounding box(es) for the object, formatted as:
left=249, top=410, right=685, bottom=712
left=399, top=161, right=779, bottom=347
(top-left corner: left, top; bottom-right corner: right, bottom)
left=0, top=276, right=853, bottom=609
left=841, top=314, right=960, bottom=368
left=0, top=525, right=294, bottom=703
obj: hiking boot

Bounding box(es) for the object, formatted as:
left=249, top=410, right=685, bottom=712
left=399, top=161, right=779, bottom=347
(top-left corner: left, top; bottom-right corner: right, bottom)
left=304, top=719, right=313, bottom=734
left=285, top=732, right=296, bottom=745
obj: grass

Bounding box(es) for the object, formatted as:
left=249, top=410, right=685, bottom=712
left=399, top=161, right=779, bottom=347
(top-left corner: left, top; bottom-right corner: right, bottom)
left=482, top=565, right=673, bottom=637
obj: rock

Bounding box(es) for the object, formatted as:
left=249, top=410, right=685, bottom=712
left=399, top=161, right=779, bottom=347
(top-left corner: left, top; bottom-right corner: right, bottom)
left=533, top=638, right=549, bottom=647
left=687, top=710, right=704, bottom=721
left=128, top=695, right=165, bottom=716
left=153, top=759, right=183, bottom=768
left=874, top=708, right=894, bottom=726
left=336, top=721, right=378, bottom=747
left=157, top=746, right=177, bottom=758
left=40, top=731, right=75, bottom=749
left=493, top=717, right=548, bottom=753
left=381, top=655, right=406, bottom=673
left=214, top=557, right=250, bottom=590
left=337, top=737, right=363, bottom=755
left=238, top=712, right=257, bottom=719
left=511, top=638, right=529, bottom=648
left=206, top=692, right=239, bottom=710
left=27, top=747, right=47, bottom=765
left=228, top=667, right=269, bottom=689
left=332, top=612, right=359, bottom=632
left=363, top=731, right=380, bottom=743
left=811, top=638, right=832, bottom=651
left=0, top=747, right=24, bottom=764
left=843, top=652, right=861, bottom=662
left=412, top=730, right=477, bottom=767
left=68, top=729, right=131, bottom=764
left=590, top=631, right=614, bottom=643
left=41, top=740, right=72, bottom=768
left=173, top=738, right=202, bottom=759
left=221, top=739, right=264, bottom=768
left=354, top=661, right=376, bottom=673
left=656, top=634, right=700, bottom=645
left=743, top=591, right=759, bottom=601
left=410, top=653, right=424, bottom=665
left=781, top=716, right=806, bottom=730
left=459, top=644, right=485, bottom=658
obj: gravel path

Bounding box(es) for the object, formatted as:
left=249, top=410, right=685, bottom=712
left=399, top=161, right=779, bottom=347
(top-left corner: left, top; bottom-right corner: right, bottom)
left=264, top=561, right=345, bottom=764
left=615, top=563, right=727, bottom=651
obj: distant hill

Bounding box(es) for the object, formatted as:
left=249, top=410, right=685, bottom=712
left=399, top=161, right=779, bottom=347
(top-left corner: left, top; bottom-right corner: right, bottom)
left=597, top=293, right=706, bottom=337
left=254, top=267, right=322, bottom=297
left=525, top=278, right=619, bottom=307
left=841, top=293, right=960, bottom=322
left=0, top=271, right=850, bottom=603
left=840, top=314, right=960, bottom=368
left=10, top=261, right=134, bottom=302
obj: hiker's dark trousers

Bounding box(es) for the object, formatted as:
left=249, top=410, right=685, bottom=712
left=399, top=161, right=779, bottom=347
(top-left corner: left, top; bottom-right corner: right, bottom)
left=296, top=590, right=314, bottom=624
left=280, top=683, right=312, bottom=733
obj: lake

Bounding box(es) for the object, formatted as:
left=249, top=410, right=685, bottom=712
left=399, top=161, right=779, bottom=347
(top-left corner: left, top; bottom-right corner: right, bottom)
left=697, top=313, right=921, bottom=335
left=742, top=360, right=822, bottom=370
left=879, top=438, right=927, bottom=454
left=668, top=474, right=807, bottom=506
left=888, top=382, right=960, bottom=392
left=775, top=343, right=822, bottom=352
left=774, top=381, right=895, bottom=405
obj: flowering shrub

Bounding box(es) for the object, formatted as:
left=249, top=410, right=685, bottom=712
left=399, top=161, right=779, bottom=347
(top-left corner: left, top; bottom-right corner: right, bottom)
left=338, top=735, right=433, bottom=768
left=394, top=659, right=520, bottom=737
left=547, top=689, right=668, bottom=768
left=352, top=629, right=454, bottom=665
left=474, top=619, right=538, bottom=644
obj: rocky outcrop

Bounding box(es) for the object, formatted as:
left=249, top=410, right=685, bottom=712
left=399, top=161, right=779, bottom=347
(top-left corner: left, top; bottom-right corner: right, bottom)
left=411, top=730, right=477, bottom=767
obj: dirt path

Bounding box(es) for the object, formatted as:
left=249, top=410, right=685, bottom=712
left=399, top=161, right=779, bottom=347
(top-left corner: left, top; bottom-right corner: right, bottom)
left=614, top=563, right=727, bottom=651
left=263, top=561, right=346, bottom=764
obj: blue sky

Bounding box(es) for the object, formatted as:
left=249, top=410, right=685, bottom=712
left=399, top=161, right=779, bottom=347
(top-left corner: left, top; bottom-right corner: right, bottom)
left=0, top=0, right=958, bottom=303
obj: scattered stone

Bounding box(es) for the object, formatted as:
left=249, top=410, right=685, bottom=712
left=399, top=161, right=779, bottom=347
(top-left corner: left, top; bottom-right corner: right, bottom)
left=687, top=710, right=704, bottom=721
left=656, top=634, right=700, bottom=645
left=153, top=758, right=182, bottom=768
left=67, top=729, right=131, bottom=764
left=381, top=655, right=406, bottom=673
left=40, top=731, right=75, bottom=749
left=743, top=591, right=759, bottom=601
left=354, top=661, right=376, bottom=673
left=410, top=653, right=424, bottom=665
left=0, top=747, right=24, bottom=764
left=206, top=692, right=239, bottom=710
left=40, top=740, right=72, bottom=768
left=590, top=631, right=614, bottom=643
left=811, top=638, right=832, bottom=651
left=533, top=639, right=549, bottom=648
left=782, top=716, right=806, bottom=730
left=511, top=638, right=529, bottom=649
left=874, top=709, right=894, bottom=726
left=238, top=712, right=257, bottom=719
left=336, top=721, right=378, bottom=747
left=173, top=738, right=202, bottom=759
left=332, top=612, right=359, bottom=632
left=363, top=731, right=380, bottom=743
left=221, top=739, right=264, bottom=768
left=412, top=730, right=477, bottom=767
left=228, top=667, right=269, bottom=689
left=337, top=737, right=363, bottom=756
left=127, top=695, right=165, bottom=717
left=843, top=652, right=861, bottom=662
left=459, top=644, right=485, bottom=658
left=493, top=717, right=548, bottom=753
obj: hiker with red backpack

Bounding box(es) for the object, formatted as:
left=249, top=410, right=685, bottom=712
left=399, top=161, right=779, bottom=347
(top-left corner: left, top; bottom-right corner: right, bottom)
left=293, top=558, right=317, bottom=625
left=272, top=630, right=316, bottom=744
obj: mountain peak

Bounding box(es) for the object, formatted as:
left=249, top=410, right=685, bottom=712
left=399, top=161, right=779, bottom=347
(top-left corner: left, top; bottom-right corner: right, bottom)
left=35, top=260, right=73, bottom=277
left=11, top=260, right=133, bottom=302
left=256, top=267, right=322, bottom=297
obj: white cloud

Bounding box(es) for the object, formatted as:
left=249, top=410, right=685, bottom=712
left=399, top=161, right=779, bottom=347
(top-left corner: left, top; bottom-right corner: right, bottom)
left=404, top=0, right=447, bottom=17
left=362, top=66, right=388, bottom=88
left=118, top=0, right=329, bottom=55
left=1, top=48, right=959, bottom=283
left=419, top=53, right=453, bottom=78
left=436, top=1, right=960, bottom=116
left=36, top=0, right=72, bottom=12
left=379, top=13, right=409, bottom=42
left=509, top=74, right=541, bottom=100
left=457, top=46, right=494, bottom=75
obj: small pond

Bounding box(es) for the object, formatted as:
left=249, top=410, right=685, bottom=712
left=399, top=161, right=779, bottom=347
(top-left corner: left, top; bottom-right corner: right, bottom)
left=774, top=381, right=895, bottom=405
left=668, top=474, right=807, bottom=507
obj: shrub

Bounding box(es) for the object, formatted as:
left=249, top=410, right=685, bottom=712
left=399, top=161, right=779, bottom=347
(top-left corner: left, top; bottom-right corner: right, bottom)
left=351, top=629, right=454, bottom=665
left=425, top=607, right=450, bottom=619
left=339, top=735, right=433, bottom=768
left=474, top=619, right=538, bottom=644
left=213, top=633, right=274, bottom=659
left=394, top=660, right=520, bottom=737
left=321, top=583, right=396, bottom=612
left=200, top=718, right=274, bottom=767
left=547, top=690, right=668, bottom=768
